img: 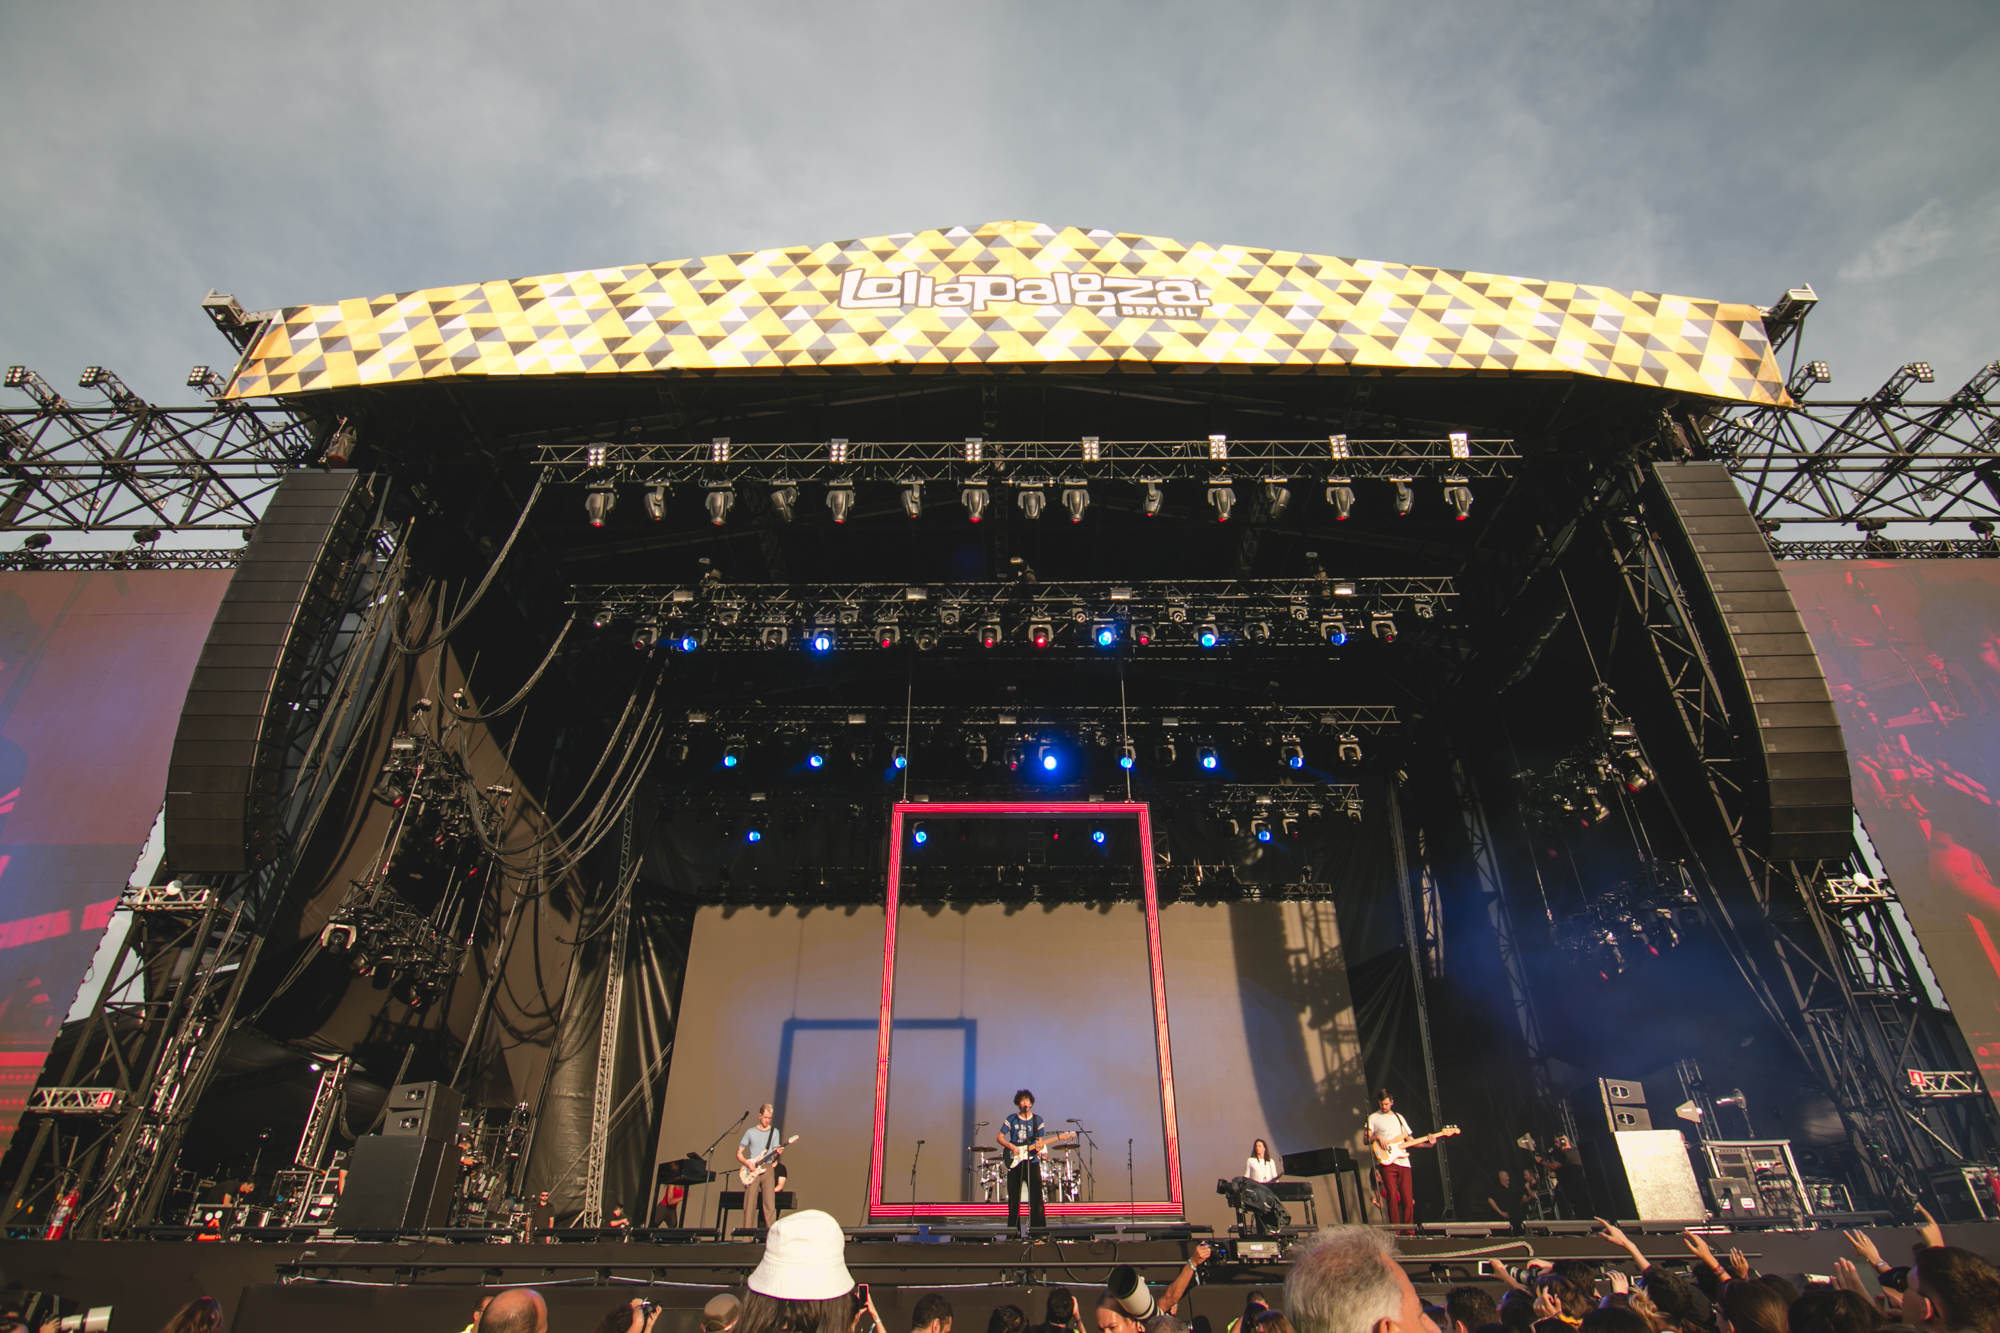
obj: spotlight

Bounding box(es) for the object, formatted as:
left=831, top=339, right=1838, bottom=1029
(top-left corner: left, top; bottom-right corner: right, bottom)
left=1198, top=746, right=1219, bottom=771
left=1328, top=434, right=1350, bottom=460
left=901, top=482, right=923, bottom=519
left=592, top=607, right=614, bottom=629
left=1091, top=827, right=1107, bottom=845
left=1252, top=819, right=1272, bottom=843
left=807, top=748, right=826, bottom=769
left=1141, top=481, right=1165, bottom=516
left=915, top=628, right=939, bottom=650
left=1280, top=739, right=1305, bottom=769
left=1207, top=484, right=1236, bottom=522
left=1155, top=740, right=1178, bottom=765
left=1038, top=745, right=1059, bottom=772
left=1018, top=487, right=1046, bottom=519
left=980, top=618, right=1001, bottom=648
left=892, top=745, right=908, bottom=770
left=1615, top=748, right=1655, bottom=793
left=1061, top=486, right=1090, bottom=522
left=1133, top=621, right=1155, bottom=646
left=962, top=484, right=989, bottom=522
left=746, top=827, right=763, bottom=843
left=876, top=624, right=901, bottom=648
left=1029, top=618, right=1052, bottom=648
left=1392, top=478, right=1414, bottom=516
left=706, top=485, right=736, bottom=526
left=1003, top=742, right=1025, bottom=772
left=371, top=777, right=409, bottom=808
left=809, top=630, right=834, bottom=652
left=759, top=625, right=789, bottom=649
left=849, top=739, right=873, bottom=765
left=1371, top=615, right=1398, bottom=643
left=826, top=483, right=855, bottom=523
left=1450, top=431, right=1471, bottom=460
left=1094, top=621, right=1118, bottom=648
left=1198, top=621, right=1220, bottom=649
left=1244, top=621, right=1272, bottom=642
left=1323, top=618, right=1349, bottom=646
left=1282, top=816, right=1299, bottom=838
left=1327, top=482, right=1355, bottom=520
left=1263, top=480, right=1291, bottom=519
left=675, top=628, right=704, bottom=652
left=631, top=623, right=659, bottom=651
left=723, top=739, right=746, bottom=768
left=912, top=821, right=928, bottom=845
left=585, top=483, right=617, bottom=527
left=770, top=484, right=799, bottom=522
left=1119, top=742, right=1137, bottom=770
left=1444, top=477, right=1473, bottom=521
left=1338, top=733, right=1362, bottom=763
left=829, top=438, right=849, bottom=463
left=645, top=484, right=667, bottom=521
left=965, top=736, right=989, bottom=767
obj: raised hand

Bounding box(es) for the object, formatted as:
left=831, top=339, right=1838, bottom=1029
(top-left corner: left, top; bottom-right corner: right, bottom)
left=1682, top=1230, right=1721, bottom=1270
left=1832, top=1258, right=1870, bottom=1301
left=1915, top=1202, right=1944, bottom=1250
left=1843, top=1229, right=1885, bottom=1270
left=1727, top=1248, right=1751, bottom=1280
left=1533, top=1288, right=1561, bottom=1321
left=1606, top=1271, right=1631, bottom=1297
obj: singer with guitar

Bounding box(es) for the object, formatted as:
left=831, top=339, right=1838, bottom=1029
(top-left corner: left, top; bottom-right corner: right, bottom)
left=1365, top=1088, right=1459, bottom=1226
left=737, top=1103, right=797, bottom=1230
left=995, top=1089, right=1074, bottom=1234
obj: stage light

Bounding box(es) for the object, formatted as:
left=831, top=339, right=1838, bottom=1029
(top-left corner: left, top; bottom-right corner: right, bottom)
left=1392, top=478, right=1414, bottom=517
left=1444, top=477, right=1473, bottom=521
left=912, top=822, right=928, bottom=845
left=1280, top=739, right=1305, bottom=769
left=1263, top=480, right=1291, bottom=519
left=746, top=827, right=763, bottom=843
left=807, top=749, right=826, bottom=769
left=1029, top=618, right=1052, bottom=648
left=980, top=618, right=1001, bottom=648
left=1333, top=579, right=1358, bottom=597
left=915, top=628, right=939, bottom=650
left=706, top=485, right=735, bottom=526
left=1615, top=748, right=1655, bottom=793
left=1119, top=742, right=1137, bottom=769
left=1323, top=618, right=1349, bottom=646
left=1094, top=622, right=1117, bottom=648
left=585, top=483, right=617, bottom=527
left=759, top=626, right=788, bottom=649
left=829, top=438, right=849, bottom=463
left=1282, top=816, right=1298, bottom=838
left=1091, top=827, right=1107, bottom=845
left=964, top=438, right=983, bottom=463
left=1371, top=615, right=1397, bottom=643
left=770, top=484, right=799, bottom=522
left=1018, top=487, right=1046, bottom=519
left=1081, top=436, right=1100, bottom=461
left=892, top=745, right=908, bottom=770
left=1003, top=742, right=1025, bottom=772
left=876, top=625, right=901, bottom=648
left=1252, top=819, right=1272, bottom=843
left=901, top=482, right=923, bottom=519
left=826, top=483, right=855, bottom=523
left=1328, top=483, right=1355, bottom=520
left=1208, top=434, right=1229, bottom=461
left=1449, top=431, right=1471, bottom=460
left=1198, top=746, right=1219, bottom=770
left=371, top=777, right=409, bottom=808
left=966, top=736, right=988, bottom=767
left=1198, top=621, right=1220, bottom=649
left=592, top=607, right=613, bottom=629
left=1133, top=621, right=1155, bottom=645
left=962, top=484, right=989, bottom=522
left=1207, top=484, right=1236, bottom=522
left=1244, top=620, right=1272, bottom=642
left=809, top=630, right=834, bottom=652
left=1040, top=746, right=1059, bottom=772
left=631, top=623, right=658, bottom=651
left=723, top=739, right=746, bottom=768
left=1328, top=434, right=1350, bottom=460
left=1141, top=481, right=1165, bottom=516
left=1061, top=485, right=1090, bottom=522
left=1155, top=740, right=1178, bottom=765
left=1343, top=797, right=1363, bottom=821
left=133, top=527, right=161, bottom=546
left=1338, top=733, right=1362, bottom=763
left=645, top=484, right=667, bottom=521
left=675, top=629, right=704, bottom=652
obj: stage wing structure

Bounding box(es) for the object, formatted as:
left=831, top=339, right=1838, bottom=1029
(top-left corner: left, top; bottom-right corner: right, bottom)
left=224, top=221, right=1789, bottom=405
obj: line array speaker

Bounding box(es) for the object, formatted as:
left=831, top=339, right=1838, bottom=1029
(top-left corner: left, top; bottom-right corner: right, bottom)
left=1653, top=462, right=1852, bottom=861
left=163, top=471, right=371, bottom=872
left=384, top=1080, right=463, bottom=1141
left=1572, top=1078, right=1652, bottom=1138
left=331, top=1133, right=453, bottom=1230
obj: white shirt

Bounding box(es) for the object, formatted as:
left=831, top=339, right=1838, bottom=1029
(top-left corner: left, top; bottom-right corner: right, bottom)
left=1244, top=1155, right=1281, bottom=1183
left=1367, top=1111, right=1413, bottom=1167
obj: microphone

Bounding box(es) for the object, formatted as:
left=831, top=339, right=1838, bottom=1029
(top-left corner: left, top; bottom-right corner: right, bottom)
left=917, top=1139, right=926, bottom=1144
left=1067, top=1119, right=1081, bottom=1124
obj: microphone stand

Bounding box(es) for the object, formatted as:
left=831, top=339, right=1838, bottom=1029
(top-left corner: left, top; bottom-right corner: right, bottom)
left=1127, top=1138, right=1135, bottom=1225
left=911, top=1140, right=924, bottom=1204
left=972, top=1122, right=989, bottom=1202
left=699, top=1111, right=749, bottom=1236
left=1070, top=1120, right=1097, bottom=1202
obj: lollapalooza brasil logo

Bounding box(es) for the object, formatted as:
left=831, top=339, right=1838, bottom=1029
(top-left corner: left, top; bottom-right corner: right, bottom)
left=838, top=268, right=1213, bottom=318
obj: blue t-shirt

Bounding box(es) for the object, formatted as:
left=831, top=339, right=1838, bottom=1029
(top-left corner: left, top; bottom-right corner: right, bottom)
left=741, top=1125, right=782, bottom=1159
left=1002, top=1111, right=1047, bottom=1159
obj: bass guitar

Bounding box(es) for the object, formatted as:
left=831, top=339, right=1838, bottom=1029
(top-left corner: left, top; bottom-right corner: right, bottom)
left=1370, top=1124, right=1460, bottom=1164
left=1006, top=1131, right=1077, bottom=1168
left=740, top=1134, right=801, bottom=1186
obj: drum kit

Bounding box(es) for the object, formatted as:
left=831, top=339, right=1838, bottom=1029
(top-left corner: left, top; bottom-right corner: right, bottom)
left=968, top=1142, right=1082, bottom=1203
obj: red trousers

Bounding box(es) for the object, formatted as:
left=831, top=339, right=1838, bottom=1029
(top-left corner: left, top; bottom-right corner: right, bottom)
left=1379, top=1163, right=1414, bottom=1224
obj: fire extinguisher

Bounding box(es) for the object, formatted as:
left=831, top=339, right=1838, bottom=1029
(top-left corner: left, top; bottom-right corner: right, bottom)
left=44, top=1180, right=79, bottom=1239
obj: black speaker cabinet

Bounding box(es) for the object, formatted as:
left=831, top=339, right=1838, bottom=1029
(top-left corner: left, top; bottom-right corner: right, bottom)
left=1574, top=1078, right=1650, bottom=1138
left=1578, top=1130, right=1705, bottom=1222
left=333, top=1133, right=453, bottom=1230
left=383, top=1080, right=463, bottom=1141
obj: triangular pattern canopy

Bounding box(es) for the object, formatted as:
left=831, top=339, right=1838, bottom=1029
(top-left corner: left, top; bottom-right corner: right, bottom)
left=225, top=221, right=1788, bottom=405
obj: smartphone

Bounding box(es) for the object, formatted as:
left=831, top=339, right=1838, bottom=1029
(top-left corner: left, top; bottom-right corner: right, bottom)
left=856, top=1285, right=877, bottom=1333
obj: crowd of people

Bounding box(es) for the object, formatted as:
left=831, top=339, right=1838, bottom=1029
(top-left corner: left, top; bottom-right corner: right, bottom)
left=13, top=1206, right=1994, bottom=1333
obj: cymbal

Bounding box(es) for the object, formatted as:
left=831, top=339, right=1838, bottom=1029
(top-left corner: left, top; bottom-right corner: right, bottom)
left=969, top=1145, right=1001, bottom=1154
left=1048, top=1142, right=1080, bottom=1151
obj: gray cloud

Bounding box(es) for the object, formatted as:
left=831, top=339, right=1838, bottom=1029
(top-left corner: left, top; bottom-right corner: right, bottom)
left=2, top=0, right=1996, bottom=407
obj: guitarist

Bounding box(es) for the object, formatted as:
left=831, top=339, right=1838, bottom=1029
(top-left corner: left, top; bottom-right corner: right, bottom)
left=736, top=1103, right=788, bottom=1229
left=1365, top=1088, right=1423, bottom=1226
left=996, top=1089, right=1051, bottom=1235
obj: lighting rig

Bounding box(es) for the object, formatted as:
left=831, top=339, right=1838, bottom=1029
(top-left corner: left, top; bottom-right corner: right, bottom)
left=1514, top=686, right=1656, bottom=833
left=1552, top=859, right=1704, bottom=979
left=576, top=577, right=1454, bottom=653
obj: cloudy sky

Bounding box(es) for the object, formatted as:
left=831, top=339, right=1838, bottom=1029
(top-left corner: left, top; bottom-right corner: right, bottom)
left=3, top=1, right=1996, bottom=404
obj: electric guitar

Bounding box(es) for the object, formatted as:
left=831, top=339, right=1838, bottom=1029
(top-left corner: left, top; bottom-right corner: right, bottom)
left=739, top=1134, right=801, bottom=1186
left=1370, top=1124, right=1460, bottom=1164
left=1006, top=1131, right=1077, bottom=1168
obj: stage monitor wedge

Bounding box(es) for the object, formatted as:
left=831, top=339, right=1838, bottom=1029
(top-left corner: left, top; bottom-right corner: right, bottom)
left=1652, top=462, right=1852, bottom=862
left=163, top=471, right=372, bottom=873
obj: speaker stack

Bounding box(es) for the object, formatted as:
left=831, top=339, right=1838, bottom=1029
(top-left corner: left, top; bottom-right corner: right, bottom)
left=333, top=1081, right=465, bottom=1231
left=1570, top=1077, right=1706, bottom=1222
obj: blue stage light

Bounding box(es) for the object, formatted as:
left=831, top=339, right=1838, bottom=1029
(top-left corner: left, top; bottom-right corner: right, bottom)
left=723, top=754, right=738, bottom=768
left=746, top=829, right=762, bottom=843
left=1120, top=753, right=1135, bottom=770
left=1288, top=754, right=1304, bottom=769
left=1091, top=828, right=1107, bottom=845
left=912, top=822, right=928, bottom=845
left=810, top=631, right=834, bottom=652
left=1042, top=753, right=1058, bottom=771
left=808, top=753, right=825, bottom=769
left=1199, top=626, right=1219, bottom=649
left=1198, top=746, right=1219, bottom=770
left=892, top=745, right=908, bottom=770
left=677, top=634, right=700, bottom=652
left=1096, top=625, right=1117, bottom=647
left=1257, top=827, right=1272, bottom=843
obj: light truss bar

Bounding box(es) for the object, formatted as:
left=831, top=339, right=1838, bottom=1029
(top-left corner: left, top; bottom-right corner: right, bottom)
left=27, top=1087, right=128, bottom=1115
left=1906, top=1070, right=1983, bottom=1098
left=0, top=548, right=244, bottom=572
left=676, top=703, right=1397, bottom=735
left=1769, top=537, right=2000, bottom=561
left=538, top=435, right=1516, bottom=484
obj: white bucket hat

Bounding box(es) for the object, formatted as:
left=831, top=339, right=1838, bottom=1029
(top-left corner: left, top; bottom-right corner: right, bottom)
left=746, top=1209, right=855, bottom=1301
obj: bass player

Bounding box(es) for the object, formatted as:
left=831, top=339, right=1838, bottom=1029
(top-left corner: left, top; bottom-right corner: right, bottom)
left=736, top=1103, right=792, bottom=1229
left=995, top=1089, right=1073, bottom=1236
left=1365, top=1087, right=1458, bottom=1226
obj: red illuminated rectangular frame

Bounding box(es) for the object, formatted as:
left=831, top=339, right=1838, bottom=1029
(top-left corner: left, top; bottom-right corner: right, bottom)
left=867, top=801, right=1183, bottom=1219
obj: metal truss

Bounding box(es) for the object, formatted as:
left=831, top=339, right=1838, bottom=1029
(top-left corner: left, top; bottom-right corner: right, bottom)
left=673, top=702, right=1398, bottom=747
left=2, top=365, right=317, bottom=534
left=27, top=1089, right=130, bottom=1115
left=0, top=548, right=243, bottom=571
left=538, top=434, right=1516, bottom=487
left=1707, top=360, right=2000, bottom=529
left=579, top=577, right=1455, bottom=652
left=1768, top=537, right=2000, bottom=561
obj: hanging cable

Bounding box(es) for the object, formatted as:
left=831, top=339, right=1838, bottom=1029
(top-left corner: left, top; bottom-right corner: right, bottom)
left=392, top=470, right=547, bottom=656
left=446, top=613, right=576, bottom=722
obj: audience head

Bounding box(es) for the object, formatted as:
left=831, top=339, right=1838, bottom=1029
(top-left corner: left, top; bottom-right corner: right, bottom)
left=1256, top=1314, right=1296, bottom=1333
left=1639, top=1266, right=1708, bottom=1331
left=1242, top=1293, right=1272, bottom=1328
left=1099, top=1268, right=1158, bottom=1333
left=704, top=1294, right=743, bottom=1333
left=1532, top=1275, right=1590, bottom=1323
left=1718, top=1280, right=1789, bottom=1333
left=162, top=1300, right=225, bottom=1333
left=739, top=1210, right=859, bottom=1333
left=1758, top=1277, right=1801, bottom=1309
left=480, top=1290, right=549, bottom=1333
left=1910, top=1245, right=2000, bottom=1333
left=1496, top=1291, right=1535, bottom=1333
left=987, top=1307, right=1026, bottom=1333
left=1786, top=1290, right=1881, bottom=1333
left=1578, top=1312, right=1651, bottom=1333
left=1444, top=1286, right=1499, bottom=1333
left=1043, top=1291, right=1075, bottom=1331
left=1282, top=1224, right=1433, bottom=1333
left=592, top=1301, right=659, bottom=1333
left=911, top=1294, right=953, bottom=1333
